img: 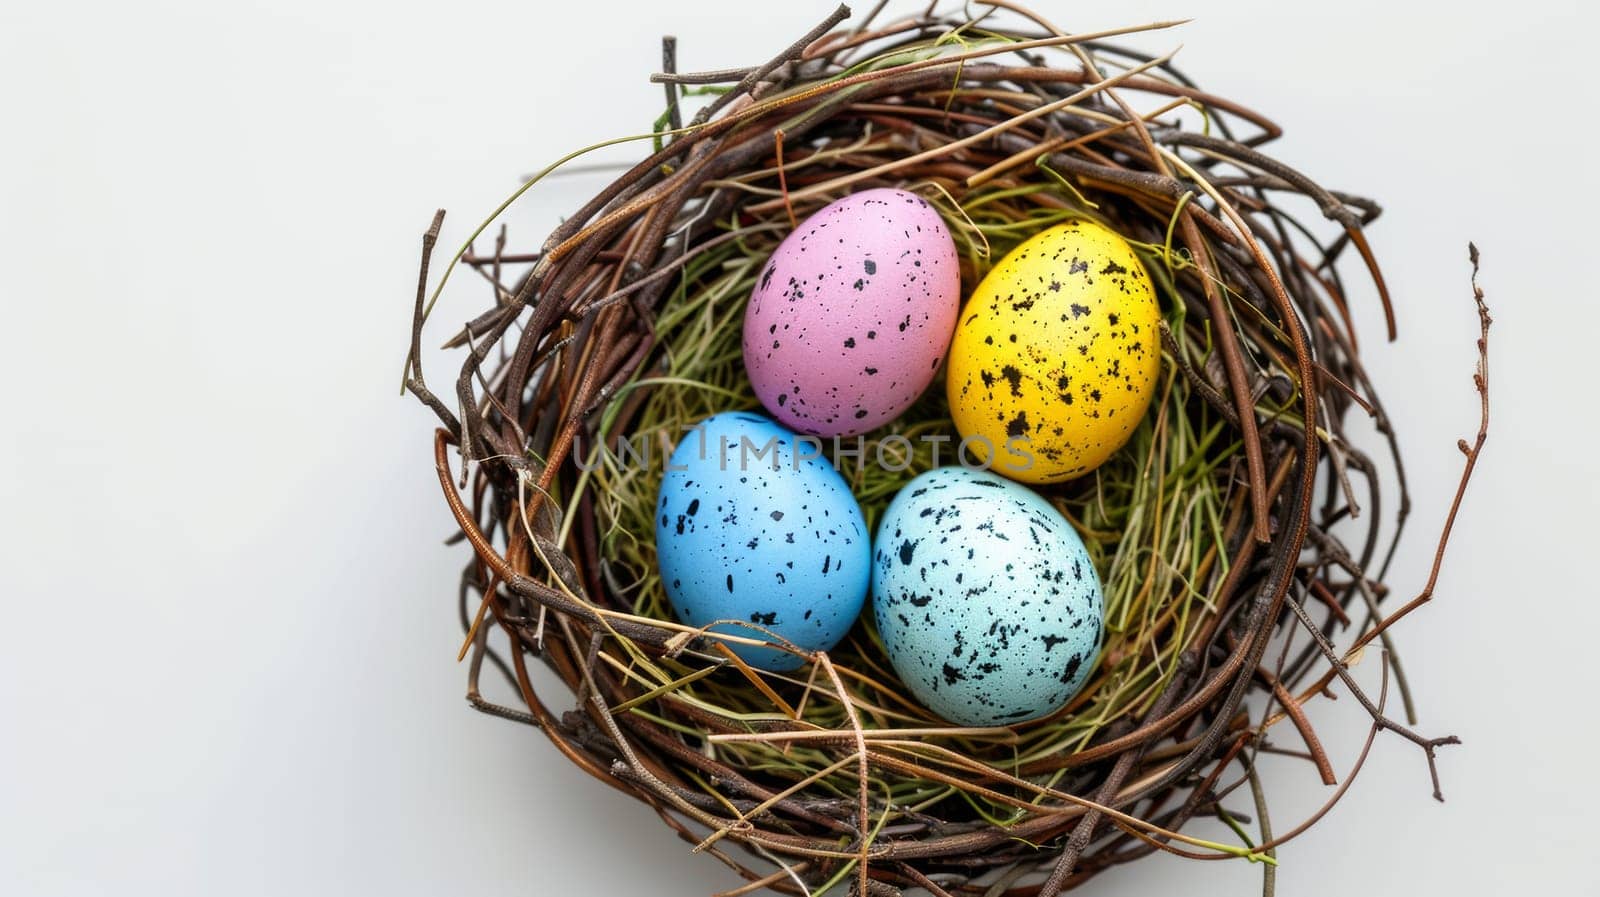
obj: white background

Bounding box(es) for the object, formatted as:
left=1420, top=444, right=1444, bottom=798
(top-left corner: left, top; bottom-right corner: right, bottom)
left=1, top=0, right=1593, bottom=894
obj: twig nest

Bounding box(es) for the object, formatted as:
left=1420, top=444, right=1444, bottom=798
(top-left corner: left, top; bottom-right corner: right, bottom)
left=406, top=3, right=1482, bottom=895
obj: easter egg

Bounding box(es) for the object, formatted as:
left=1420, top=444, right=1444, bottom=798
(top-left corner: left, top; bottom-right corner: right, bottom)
left=742, top=188, right=961, bottom=437
left=871, top=466, right=1104, bottom=726
left=655, top=412, right=871, bottom=671
left=946, top=218, right=1160, bottom=483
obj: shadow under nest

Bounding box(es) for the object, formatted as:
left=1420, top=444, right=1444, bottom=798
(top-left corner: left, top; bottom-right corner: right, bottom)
left=403, top=4, right=1485, bottom=895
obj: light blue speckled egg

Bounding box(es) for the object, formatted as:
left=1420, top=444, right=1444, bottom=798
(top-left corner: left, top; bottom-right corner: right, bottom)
left=871, top=467, right=1104, bottom=726
left=656, top=412, right=871, bottom=671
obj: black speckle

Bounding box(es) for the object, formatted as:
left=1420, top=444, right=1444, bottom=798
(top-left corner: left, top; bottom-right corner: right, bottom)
left=863, top=259, right=877, bottom=275
left=999, top=365, right=1024, bottom=397
left=726, top=574, right=734, bottom=592
left=770, top=510, right=784, bottom=521
left=686, top=499, right=699, bottom=516
left=898, top=539, right=917, bottom=565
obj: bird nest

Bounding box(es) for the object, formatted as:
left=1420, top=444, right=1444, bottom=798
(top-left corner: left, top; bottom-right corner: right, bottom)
left=402, top=3, right=1491, bottom=894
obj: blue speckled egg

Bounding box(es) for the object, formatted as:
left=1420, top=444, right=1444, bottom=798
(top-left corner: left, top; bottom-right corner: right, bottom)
left=656, top=412, right=871, bottom=671
left=871, top=467, right=1104, bottom=726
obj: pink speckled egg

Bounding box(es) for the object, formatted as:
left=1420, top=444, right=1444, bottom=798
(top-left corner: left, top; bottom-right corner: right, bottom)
left=742, top=188, right=960, bottom=437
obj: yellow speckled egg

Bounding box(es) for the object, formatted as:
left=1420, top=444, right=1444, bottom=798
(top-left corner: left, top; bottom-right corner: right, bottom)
left=946, top=219, right=1160, bottom=483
